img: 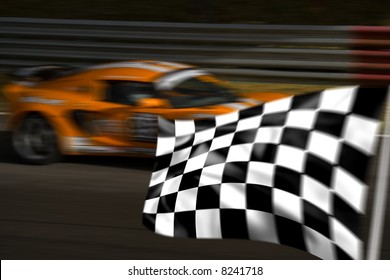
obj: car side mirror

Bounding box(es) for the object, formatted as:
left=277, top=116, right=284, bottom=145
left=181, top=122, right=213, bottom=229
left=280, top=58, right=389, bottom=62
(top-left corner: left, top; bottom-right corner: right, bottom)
left=137, top=98, right=169, bottom=108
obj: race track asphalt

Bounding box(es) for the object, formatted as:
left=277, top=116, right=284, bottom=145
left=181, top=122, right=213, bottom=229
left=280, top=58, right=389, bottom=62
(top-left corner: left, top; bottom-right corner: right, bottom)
left=0, top=114, right=388, bottom=260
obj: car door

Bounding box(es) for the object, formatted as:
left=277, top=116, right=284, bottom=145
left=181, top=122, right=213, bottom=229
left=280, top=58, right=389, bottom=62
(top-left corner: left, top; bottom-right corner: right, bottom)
left=88, top=80, right=158, bottom=144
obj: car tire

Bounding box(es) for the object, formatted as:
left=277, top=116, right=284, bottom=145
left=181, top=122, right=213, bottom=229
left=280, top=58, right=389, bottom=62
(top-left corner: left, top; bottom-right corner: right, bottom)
left=12, top=114, right=61, bottom=164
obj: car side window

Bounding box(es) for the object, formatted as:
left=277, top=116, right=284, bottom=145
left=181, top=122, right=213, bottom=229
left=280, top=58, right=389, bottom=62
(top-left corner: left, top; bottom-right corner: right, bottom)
left=104, top=81, right=156, bottom=105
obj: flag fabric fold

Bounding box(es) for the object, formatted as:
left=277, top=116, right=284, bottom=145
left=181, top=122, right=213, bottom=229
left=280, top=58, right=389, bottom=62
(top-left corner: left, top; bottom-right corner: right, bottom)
left=143, top=86, right=387, bottom=260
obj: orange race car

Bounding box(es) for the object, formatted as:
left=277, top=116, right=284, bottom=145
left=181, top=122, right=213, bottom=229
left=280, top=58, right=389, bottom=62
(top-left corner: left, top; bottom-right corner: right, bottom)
left=2, top=61, right=288, bottom=164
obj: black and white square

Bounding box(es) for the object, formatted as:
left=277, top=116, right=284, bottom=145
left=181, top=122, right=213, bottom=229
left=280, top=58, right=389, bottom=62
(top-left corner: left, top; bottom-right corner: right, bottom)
left=143, top=86, right=387, bottom=260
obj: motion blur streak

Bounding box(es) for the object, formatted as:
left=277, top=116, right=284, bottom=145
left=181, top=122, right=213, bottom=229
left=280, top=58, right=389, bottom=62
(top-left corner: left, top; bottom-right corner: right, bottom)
left=0, top=114, right=389, bottom=259
left=0, top=133, right=316, bottom=259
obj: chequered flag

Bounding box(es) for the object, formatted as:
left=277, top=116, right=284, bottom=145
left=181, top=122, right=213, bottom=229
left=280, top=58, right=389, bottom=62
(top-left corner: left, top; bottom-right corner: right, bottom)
left=143, top=86, right=387, bottom=260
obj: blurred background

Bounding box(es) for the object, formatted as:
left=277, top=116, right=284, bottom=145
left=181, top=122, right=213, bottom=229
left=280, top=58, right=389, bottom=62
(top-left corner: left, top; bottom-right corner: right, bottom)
left=0, top=0, right=389, bottom=260
left=0, top=0, right=390, bottom=25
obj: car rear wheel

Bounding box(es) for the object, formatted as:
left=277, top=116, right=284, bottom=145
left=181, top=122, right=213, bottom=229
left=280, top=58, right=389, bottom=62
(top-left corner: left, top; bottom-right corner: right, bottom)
left=12, top=114, right=61, bottom=164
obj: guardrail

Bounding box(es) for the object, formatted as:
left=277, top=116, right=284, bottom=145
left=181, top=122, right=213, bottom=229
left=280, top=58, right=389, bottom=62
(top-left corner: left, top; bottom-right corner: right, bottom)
left=0, top=17, right=389, bottom=84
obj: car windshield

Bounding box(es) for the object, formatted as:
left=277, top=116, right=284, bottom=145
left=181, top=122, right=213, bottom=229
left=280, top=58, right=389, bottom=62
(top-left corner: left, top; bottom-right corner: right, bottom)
left=105, top=72, right=237, bottom=108
left=105, top=81, right=156, bottom=105
left=157, top=75, right=237, bottom=108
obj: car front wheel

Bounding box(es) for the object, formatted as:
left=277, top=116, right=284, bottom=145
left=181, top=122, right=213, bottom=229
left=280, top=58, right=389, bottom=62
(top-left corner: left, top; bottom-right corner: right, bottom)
left=12, top=114, right=61, bottom=164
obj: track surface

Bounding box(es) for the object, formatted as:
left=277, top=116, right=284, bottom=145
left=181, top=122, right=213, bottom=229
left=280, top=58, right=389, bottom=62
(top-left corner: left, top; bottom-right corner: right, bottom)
left=0, top=114, right=388, bottom=260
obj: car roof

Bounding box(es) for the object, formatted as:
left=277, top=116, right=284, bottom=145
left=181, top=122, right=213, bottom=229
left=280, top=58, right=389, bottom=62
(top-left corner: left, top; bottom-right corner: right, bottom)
left=83, top=60, right=195, bottom=82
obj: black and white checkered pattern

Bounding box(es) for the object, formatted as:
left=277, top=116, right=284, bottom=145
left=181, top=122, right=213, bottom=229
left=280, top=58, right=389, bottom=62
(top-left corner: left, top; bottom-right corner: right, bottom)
left=143, top=86, right=387, bottom=260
